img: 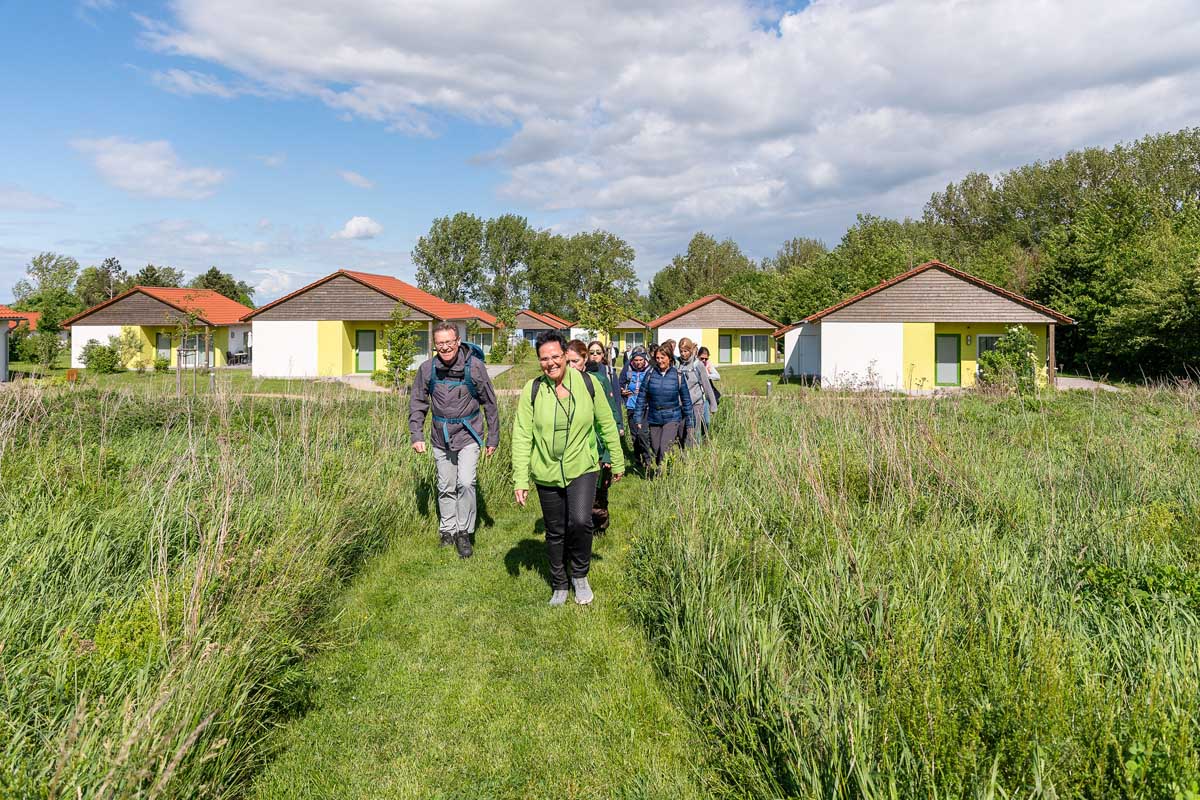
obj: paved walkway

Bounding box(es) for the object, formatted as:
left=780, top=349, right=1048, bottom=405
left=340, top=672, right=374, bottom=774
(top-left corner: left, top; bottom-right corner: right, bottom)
left=1057, top=376, right=1124, bottom=393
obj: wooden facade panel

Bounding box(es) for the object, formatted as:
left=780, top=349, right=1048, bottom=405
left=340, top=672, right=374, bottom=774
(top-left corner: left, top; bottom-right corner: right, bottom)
left=516, top=312, right=555, bottom=330
left=668, top=300, right=775, bottom=329
left=824, top=270, right=1056, bottom=323
left=252, top=275, right=428, bottom=321
left=77, top=292, right=196, bottom=326
left=614, top=318, right=647, bottom=330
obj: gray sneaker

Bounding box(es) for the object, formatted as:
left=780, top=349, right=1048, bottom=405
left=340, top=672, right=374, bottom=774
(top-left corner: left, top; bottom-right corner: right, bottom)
left=572, top=577, right=594, bottom=605
left=549, top=589, right=569, bottom=607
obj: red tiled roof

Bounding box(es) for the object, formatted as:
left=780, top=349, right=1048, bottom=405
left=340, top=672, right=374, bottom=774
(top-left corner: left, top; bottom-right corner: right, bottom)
left=802, top=260, right=1075, bottom=325
left=615, top=316, right=649, bottom=328
left=61, top=287, right=254, bottom=328
left=241, top=269, right=493, bottom=323
left=648, top=294, right=781, bottom=329
left=0, top=305, right=39, bottom=331
left=519, top=309, right=571, bottom=328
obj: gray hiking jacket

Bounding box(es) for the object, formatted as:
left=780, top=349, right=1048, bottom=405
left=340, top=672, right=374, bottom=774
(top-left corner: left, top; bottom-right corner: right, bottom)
left=408, top=346, right=500, bottom=450
left=679, top=353, right=718, bottom=411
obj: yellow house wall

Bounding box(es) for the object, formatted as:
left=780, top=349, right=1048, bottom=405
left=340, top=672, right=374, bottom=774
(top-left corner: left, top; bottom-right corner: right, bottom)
left=316, top=320, right=347, bottom=376
left=902, top=322, right=1048, bottom=390
left=709, top=328, right=776, bottom=365
left=124, top=325, right=229, bottom=368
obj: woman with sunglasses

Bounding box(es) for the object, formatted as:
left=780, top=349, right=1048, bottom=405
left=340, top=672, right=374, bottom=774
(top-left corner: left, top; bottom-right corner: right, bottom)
left=512, top=332, right=624, bottom=606
left=697, top=346, right=721, bottom=429
left=633, top=340, right=694, bottom=477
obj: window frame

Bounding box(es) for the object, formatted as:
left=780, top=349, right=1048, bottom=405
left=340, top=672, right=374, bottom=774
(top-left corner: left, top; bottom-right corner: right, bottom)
left=718, top=334, right=732, bottom=364
left=739, top=334, right=769, bottom=364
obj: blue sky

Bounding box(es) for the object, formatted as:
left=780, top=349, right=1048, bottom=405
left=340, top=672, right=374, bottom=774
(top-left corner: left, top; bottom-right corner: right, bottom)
left=3, top=0, right=1200, bottom=305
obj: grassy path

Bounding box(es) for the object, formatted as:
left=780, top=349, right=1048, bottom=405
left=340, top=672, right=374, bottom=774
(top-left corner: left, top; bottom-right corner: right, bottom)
left=251, top=472, right=718, bottom=799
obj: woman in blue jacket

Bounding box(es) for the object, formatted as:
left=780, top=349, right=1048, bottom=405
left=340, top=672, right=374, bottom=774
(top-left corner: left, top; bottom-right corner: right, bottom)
left=633, top=344, right=694, bottom=477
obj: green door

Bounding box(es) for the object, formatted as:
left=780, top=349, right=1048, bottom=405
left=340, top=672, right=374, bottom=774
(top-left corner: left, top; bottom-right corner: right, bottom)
left=935, top=334, right=961, bottom=386
left=355, top=330, right=376, bottom=373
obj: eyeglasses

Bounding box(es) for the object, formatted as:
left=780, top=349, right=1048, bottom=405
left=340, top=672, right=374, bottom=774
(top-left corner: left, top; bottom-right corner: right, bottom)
left=434, top=340, right=459, bottom=352
left=699, top=355, right=708, bottom=361
left=588, top=349, right=604, bottom=355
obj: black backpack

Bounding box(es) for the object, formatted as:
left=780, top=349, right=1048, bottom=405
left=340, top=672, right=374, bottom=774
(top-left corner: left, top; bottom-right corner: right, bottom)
left=530, top=370, right=595, bottom=407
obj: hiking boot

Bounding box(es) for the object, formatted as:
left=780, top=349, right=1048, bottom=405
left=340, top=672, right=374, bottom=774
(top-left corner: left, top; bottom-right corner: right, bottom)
left=592, top=508, right=610, bottom=535
left=549, top=589, right=569, bottom=607
left=572, top=576, right=594, bottom=605
left=454, top=531, right=473, bottom=559
left=439, top=530, right=454, bottom=548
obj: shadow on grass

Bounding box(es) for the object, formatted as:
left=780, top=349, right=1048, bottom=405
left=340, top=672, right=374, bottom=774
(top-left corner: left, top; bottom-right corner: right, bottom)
left=415, top=476, right=495, bottom=530
left=504, top=531, right=604, bottom=587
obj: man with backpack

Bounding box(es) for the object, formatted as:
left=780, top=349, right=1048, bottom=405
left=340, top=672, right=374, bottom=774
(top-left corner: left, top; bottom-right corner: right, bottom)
left=409, top=321, right=500, bottom=558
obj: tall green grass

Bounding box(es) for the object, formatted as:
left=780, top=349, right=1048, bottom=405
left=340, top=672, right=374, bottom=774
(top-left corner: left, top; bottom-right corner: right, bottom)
left=626, top=389, right=1200, bottom=798
left=0, top=383, right=507, bottom=797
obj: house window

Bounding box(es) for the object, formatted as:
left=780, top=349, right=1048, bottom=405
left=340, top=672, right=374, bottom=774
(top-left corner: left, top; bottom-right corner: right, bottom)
left=155, top=332, right=171, bottom=362
left=718, top=334, right=732, bottom=364
left=624, top=331, right=644, bottom=349
left=523, top=329, right=539, bottom=344
left=469, top=331, right=493, bottom=354
left=740, top=334, right=769, bottom=364
left=414, top=330, right=430, bottom=357
left=977, top=334, right=1002, bottom=358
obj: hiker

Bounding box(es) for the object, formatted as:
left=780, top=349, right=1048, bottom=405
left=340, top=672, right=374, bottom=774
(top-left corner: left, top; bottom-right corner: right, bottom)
left=409, top=321, right=500, bottom=559
left=512, top=332, right=625, bottom=606
left=633, top=341, right=693, bottom=477
left=581, top=339, right=625, bottom=533
left=678, top=338, right=718, bottom=445
left=607, top=338, right=620, bottom=366
left=698, top=345, right=721, bottom=428
left=618, top=345, right=653, bottom=475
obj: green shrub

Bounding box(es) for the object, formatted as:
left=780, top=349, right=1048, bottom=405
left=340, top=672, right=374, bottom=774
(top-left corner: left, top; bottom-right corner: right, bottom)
left=512, top=338, right=532, bottom=364
left=371, top=368, right=393, bottom=388
left=26, top=329, right=66, bottom=371
left=79, top=338, right=122, bottom=373
left=978, top=324, right=1040, bottom=394
left=153, top=356, right=170, bottom=373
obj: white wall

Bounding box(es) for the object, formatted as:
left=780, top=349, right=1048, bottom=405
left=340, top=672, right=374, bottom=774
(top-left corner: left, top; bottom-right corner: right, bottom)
left=657, top=327, right=703, bottom=348
left=251, top=320, right=318, bottom=378
left=227, top=325, right=251, bottom=354
left=782, top=324, right=821, bottom=380
left=70, top=324, right=124, bottom=368
left=819, top=322, right=904, bottom=390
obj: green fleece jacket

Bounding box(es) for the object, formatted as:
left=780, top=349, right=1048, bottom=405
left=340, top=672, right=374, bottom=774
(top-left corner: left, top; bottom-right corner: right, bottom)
left=511, top=368, right=626, bottom=490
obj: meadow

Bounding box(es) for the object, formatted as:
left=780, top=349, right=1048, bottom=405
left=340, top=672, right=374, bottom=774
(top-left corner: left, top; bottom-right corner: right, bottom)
left=627, top=387, right=1200, bottom=798
left=3, top=377, right=1198, bottom=798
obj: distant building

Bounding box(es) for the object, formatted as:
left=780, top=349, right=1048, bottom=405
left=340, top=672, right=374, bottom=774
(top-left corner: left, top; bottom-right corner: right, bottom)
left=650, top=294, right=780, bottom=366
left=514, top=310, right=571, bottom=345
left=62, top=288, right=253, bottom=369
left=774, top=260, right=1074, bottom=391
left=242, top=270, right=496, bottom=378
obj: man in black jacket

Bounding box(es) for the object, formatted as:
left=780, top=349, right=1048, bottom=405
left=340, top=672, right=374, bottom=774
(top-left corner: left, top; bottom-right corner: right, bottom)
left=409, top=322, right=500, bottom=558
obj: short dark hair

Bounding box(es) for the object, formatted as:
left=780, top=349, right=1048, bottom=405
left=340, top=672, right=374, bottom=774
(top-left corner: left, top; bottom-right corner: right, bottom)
left=698, top=346, right=710, bottom=357
left=535, top=330, right=567, bottom=356
left=432, top=321, right=458, bottom=338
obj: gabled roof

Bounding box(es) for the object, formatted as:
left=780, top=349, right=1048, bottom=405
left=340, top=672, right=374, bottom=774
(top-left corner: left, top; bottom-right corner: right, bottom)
left=518, top=309, right=572, bottom=328
left=0, top=305, right=39, bottom=331
left=615, top=316, right=649, bottom=329
left=802, top=260, right=1074, bottom=325
left=648, top=294, right=781, bottom=329
left=61, top=287, right=254, bottom=328
left=242, top=269, right=493, bottom=322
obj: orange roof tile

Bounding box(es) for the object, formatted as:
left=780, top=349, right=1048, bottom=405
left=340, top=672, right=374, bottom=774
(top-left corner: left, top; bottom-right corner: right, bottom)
left=0, top=305, right=38, bottom=331
left=802, top=260, right=1075, bottom=324
left=648, top=294, right=781, bottom=329
left=61, top=287, right=254, bottom=328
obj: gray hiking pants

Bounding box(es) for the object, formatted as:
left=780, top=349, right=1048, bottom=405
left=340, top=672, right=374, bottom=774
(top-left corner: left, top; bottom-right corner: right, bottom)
left=432, top=443, right=480, bottom=536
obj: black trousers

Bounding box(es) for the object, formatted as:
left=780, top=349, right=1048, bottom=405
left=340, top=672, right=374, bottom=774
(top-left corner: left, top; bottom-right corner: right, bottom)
left=626, top=409, right=651, bottom=473
left=592, top=464, right=613, bottom=532
left=536, top=471, right=600, bottom=590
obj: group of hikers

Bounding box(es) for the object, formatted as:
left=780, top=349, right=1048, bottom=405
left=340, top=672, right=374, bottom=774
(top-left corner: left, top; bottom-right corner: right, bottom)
left=409, top=322, right=722, bottom=606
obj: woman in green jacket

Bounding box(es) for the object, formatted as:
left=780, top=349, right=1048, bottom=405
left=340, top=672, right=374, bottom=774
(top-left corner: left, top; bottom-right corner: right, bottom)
left=513, top=332, right=625, bottom=606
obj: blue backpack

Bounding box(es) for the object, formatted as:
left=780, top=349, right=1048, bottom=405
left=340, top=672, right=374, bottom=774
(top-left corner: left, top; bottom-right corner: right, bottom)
left=427, top=342, right=487, bottom=447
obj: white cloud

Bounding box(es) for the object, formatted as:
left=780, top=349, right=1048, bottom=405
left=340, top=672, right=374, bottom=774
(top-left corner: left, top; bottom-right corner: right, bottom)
left=331, top=215, right=383, bottom=240
left=338, top=170, right=374, bottom=189
left=142, top=0, right=1200, bottom=265
left=151, top=68, right=240, bottom=98
left=251, top=267, right=309, bottom=296
left=255, top=152, right=286, bottom=167
left=0, top=186, right=66, bottom=212
left=72, top=137, right=227, bottom=199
